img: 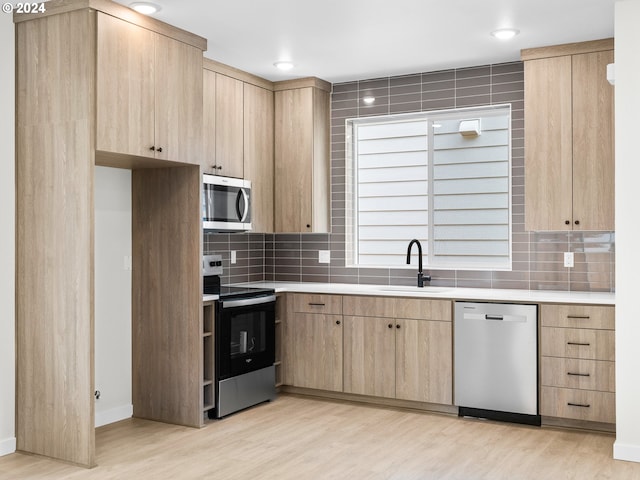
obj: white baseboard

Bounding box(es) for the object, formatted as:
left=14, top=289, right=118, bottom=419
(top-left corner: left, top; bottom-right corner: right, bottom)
left=614, top=441, right=640, bottom=463
left=95, top=404, right=133, bottom=428
left=0, top=437, right=16, bottom=457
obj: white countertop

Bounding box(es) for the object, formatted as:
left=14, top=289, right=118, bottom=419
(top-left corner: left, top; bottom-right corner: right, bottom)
left=217, top=281, right=614, bottom=305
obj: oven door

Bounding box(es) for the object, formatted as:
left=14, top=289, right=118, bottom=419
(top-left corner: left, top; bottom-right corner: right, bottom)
left=216, top=295, right=276, bottom=380
left=203, top=175, right=252, bottom=231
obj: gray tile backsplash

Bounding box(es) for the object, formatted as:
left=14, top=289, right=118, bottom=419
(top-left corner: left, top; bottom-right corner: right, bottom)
left=204, top=61, right=615, bottom=293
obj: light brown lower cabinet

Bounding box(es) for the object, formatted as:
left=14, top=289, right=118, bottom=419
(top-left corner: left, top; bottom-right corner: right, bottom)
left=541, top=387, right=615, bottom=424
left=343, top=316, right=452, bottom=404
left=540, top=304, right=615, bottom=426
left=287, top=312, right=343, bottom=392
left=395, top=318, right=452, bottom=404
left=343, top=316, right=396, bottom=398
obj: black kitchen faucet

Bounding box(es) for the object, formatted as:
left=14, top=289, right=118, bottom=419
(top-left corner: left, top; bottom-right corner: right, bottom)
left=406, top=239, right=431, bottom=288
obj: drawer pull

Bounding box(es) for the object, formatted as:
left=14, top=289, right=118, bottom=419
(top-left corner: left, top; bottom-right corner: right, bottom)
left=567, top=342, right=590, bottom=346
left=567, top=315, right=590, bottom=319
left=308, top=303, right=326, bottom=306
left=567, top=372, right=590, bottom=377
left=567, top=402, right=591, bottom=408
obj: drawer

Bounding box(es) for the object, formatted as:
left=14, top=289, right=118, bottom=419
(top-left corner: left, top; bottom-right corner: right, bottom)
left=291, top=293, right=342, bottom=315
left=541, top=304, right=614, bottom=330
left=541, top=386, right=615, bottom=424
left=541, top=357, right=615, bottom=392
left=394, top=298, right=451, bottom=322
left=541, top=327, right=614, bottom=361
left=343, top=296, right=395, bottom=318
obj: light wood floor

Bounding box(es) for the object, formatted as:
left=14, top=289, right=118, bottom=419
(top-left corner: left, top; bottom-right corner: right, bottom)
left=2, top=394, right=640, bottom=479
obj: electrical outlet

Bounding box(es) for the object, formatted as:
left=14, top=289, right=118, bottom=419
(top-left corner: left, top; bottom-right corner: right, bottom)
left=231, top=250, right=237, bottom=264
left=564, top=252, right=574, bottom=268
left=318, top=250, right=331, bottom=264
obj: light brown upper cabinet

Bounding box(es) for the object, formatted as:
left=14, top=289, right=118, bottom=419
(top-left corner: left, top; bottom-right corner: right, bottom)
left=244, top=83, right=275, bottom=232
left=97, top=13, right=203, bottom=165
left=522, top=39, right=614, bottom=231
left=274, top=78, right=331, bottom=233
left=213, top=73, right=244, bottom=177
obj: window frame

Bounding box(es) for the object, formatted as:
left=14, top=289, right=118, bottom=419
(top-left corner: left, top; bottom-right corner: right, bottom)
left=345, top=104, right=513, bottom=271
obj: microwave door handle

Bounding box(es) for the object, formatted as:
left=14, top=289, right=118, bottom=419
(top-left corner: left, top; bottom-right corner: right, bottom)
left=240, top=188, right=249, bottom=222
left=235, top=189, right=243, bottom=221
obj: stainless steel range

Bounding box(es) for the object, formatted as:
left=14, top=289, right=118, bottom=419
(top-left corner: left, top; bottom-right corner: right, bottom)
left=203, top=255, right=276, bottom=418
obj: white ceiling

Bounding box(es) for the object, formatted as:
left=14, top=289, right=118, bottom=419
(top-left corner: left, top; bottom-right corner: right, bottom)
left=114, top=0, right=615, bottom=83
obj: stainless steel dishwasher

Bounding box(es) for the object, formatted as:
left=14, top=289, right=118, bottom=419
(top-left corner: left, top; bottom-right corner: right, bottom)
left=454, top=302, right=540, bottom=426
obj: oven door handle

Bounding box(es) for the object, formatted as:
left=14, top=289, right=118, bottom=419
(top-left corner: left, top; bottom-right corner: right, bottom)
left=220, top=295, right=276, bottom=309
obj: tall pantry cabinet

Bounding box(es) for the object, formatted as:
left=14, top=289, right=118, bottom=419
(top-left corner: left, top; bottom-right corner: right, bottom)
left=14, top=0, right=206, bottom=467
left=522, top=39, right=614, bottom=231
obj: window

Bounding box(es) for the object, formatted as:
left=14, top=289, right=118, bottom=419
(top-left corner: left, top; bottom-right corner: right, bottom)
left=346, top=105, right=512, bottom=270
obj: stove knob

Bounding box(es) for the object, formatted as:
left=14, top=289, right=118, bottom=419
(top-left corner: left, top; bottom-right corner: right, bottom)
left=215, top=261, right=222, bottom=266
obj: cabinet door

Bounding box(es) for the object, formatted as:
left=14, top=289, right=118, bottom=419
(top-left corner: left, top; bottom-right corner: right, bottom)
left=154, top=35, right=202, bottom=165
left=290, top=313, right=343, bottom=391
left=202, top=69, right=217, bottom=172
left=275, top=88, right=313, bottom=232
left=96, top=13, right=155, bottom=158
left=395, top=319, right=452, bottom=404
left=215, top=74, right=244, bottom=178
left=343, top=316, right=395, bottom=398
left=524, top=56, right=573, bottom=231
left=572, top=50, right=615, bottom=231
left=244, top=83, right=274, bottom=232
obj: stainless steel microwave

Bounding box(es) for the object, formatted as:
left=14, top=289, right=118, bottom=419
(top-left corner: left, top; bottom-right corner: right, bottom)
left=202, top=175, right=252, bottom=232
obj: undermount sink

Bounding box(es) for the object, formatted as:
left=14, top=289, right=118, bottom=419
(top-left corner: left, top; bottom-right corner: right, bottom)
left=375, top=285, right=451, bottom=294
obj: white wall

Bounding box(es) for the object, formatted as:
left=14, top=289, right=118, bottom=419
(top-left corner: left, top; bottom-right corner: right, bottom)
left=0, top=13, right=16, bottom=457
left=94, top=167, right=133, bottom=427
left=614, top=0, right=640, bottom=464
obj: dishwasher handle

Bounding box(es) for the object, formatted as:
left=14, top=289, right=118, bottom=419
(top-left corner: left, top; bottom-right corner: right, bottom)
left=462, top=312, right=527, bottom=323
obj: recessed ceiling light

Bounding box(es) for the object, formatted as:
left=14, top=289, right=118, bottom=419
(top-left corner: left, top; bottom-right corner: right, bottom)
left=274, top=61, right=294, bottom=71
left=490, top=28, right=520, bottom=40
left=362, top=96, right=375, bottom=105
left=129, top=2, right=161, bottom=15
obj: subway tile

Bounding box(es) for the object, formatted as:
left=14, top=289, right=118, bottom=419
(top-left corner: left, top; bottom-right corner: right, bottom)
left=332, top=82, right=358, bottom=94
left=359, top=78, right=389, bottom=90
left=455, top=95, right=491, bottom=107
left=457, top=65, right=491, bottom=79
left=422, top=98, right=456, bottom=111
left=422, top=70, right=455, bottom=83
left=390, top=74, right=422, bottom=88
left=389, top=103, right=422, bottom=115
left=491, top=62, right=524, bottom=75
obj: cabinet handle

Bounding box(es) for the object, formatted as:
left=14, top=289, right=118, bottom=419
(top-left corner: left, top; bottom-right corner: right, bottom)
left=388, top=324, right=393, bottom=329
left=306, top=224, right=311, bottom=228
left=567, top=342, right=590, bottom=346
left=567, top=372, right=591, bottom=377
left=150, top=146, right=155, bottom=151
left=157, top=147, right=163, bottom=153
left=574, top=220, right=580, bottom=225
left=567, top=402, right=590, bottom=408
left=217, top=166, right=222, bottom=170
left=396, top=324, right=401, bottom=329
left=567, top=315, right=590, bottom=319
left=565, top=220, right=570, bottom=225
left=308, top=303, right=325, bottom=306
left=336, top=320, right=341, bottom=325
